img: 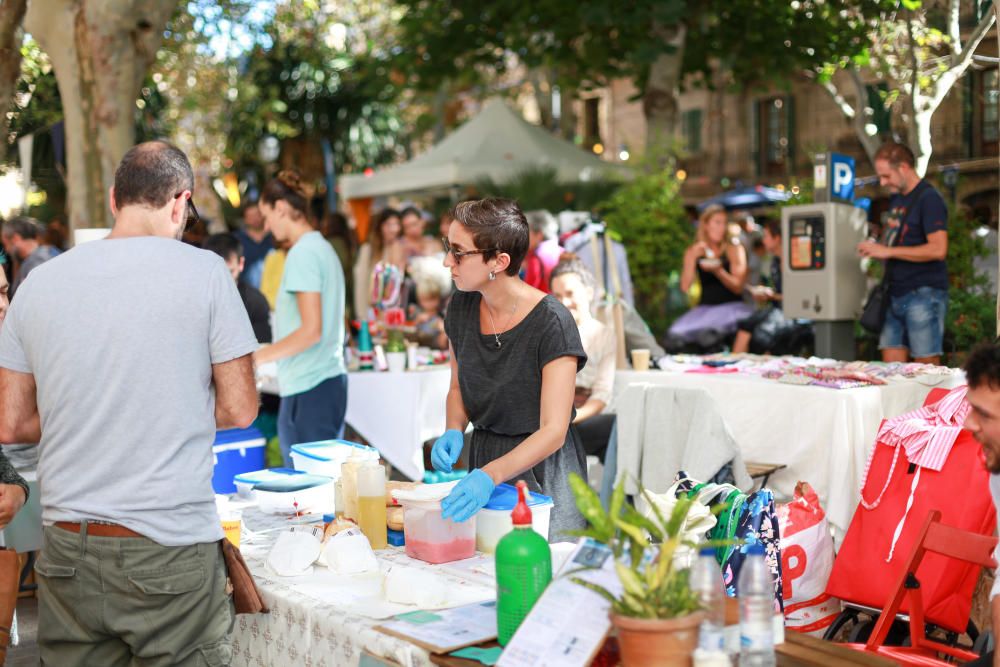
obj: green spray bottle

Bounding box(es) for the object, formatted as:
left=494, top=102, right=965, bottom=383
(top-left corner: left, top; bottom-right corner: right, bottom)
left=495, top=481, right=552, bottom=645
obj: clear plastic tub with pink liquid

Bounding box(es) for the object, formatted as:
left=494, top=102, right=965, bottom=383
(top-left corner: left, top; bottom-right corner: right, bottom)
left=397, top=496, right=476, bottom=564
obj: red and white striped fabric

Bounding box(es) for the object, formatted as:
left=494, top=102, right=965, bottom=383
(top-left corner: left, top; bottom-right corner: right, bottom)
left=875, top=385, right=969, bottom=472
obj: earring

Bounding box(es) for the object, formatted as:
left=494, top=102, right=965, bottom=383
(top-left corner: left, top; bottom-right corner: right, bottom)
left=488, top=271, right=496, bottom=281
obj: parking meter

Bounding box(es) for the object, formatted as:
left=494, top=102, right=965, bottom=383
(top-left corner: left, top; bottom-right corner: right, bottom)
left=781, top=202, right=868, bottom=360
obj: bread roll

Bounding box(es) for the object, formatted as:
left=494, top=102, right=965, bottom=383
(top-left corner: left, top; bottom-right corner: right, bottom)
left=387, top=506, right=404, bottom=531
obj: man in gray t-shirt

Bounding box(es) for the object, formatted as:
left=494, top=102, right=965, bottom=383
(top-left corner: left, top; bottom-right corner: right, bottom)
left=0, top=141, right=259, bottom=665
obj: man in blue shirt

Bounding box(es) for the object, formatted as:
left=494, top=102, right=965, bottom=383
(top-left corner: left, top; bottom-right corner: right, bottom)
left=857, top=143, right=949, bottom=365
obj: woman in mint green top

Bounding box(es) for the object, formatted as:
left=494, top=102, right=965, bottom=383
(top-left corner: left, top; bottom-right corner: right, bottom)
left=254, top=171, right=348, bottom=465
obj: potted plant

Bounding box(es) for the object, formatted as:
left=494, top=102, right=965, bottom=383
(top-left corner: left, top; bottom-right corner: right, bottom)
left=385, top=327, right=407, bottom=372
left=567, top=473, right=715, bottom=667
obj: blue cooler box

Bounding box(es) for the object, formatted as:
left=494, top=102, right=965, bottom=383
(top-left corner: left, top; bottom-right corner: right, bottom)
left=212, top=427, right=267, bottom=494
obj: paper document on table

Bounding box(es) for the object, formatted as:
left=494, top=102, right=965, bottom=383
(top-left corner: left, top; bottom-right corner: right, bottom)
left=497, top=538, right=621, bottom=667
left=375, top=600, right=498, bottom=653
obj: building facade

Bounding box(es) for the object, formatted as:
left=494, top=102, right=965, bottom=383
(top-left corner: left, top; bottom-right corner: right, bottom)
left=574, top=28, right=999, bottom=225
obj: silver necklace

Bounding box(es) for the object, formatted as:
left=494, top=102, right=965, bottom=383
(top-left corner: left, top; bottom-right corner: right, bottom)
left=484, top=295, right=519, bottom=349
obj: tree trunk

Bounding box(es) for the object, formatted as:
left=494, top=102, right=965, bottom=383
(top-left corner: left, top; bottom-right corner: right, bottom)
left=643, top=20, right=686, bottom=155
left=0, top=0, right=27, bottom=165
left=558, top=83, right=577, bottom=142
left=906, top=110, right=935, bottom=177
left=24, top=0, right=177, bottom=233
left=528, top=68, right=553, bottom=130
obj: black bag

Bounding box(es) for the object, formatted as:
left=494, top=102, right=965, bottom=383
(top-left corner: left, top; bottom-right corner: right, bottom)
left=859, top=280, right=890, bottom=334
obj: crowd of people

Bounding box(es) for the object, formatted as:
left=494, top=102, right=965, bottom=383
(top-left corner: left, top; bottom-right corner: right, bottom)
left=0, top=136, right=973, bottom=662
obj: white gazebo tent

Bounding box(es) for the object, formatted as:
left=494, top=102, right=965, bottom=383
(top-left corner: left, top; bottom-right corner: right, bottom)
left=339, top=99, right=629, bottom=200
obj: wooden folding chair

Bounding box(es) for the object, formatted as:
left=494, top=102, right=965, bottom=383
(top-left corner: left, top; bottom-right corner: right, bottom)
left=842, top=509, right=997, bottom=666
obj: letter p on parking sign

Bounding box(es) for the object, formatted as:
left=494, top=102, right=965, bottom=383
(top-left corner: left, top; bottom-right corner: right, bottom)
left=830, top=153, right=855, bottom=201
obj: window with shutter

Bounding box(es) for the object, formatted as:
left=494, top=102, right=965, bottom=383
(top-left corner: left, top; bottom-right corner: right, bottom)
left=682, top=109, right=703, bottom=153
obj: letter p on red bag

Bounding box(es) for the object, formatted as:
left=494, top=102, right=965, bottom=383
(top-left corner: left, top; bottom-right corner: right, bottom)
left=777, top=482, right=841, bottom=635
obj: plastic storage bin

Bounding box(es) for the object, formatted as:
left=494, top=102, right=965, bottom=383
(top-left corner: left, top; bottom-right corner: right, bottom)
left=212, top=427, right=266, bottom=494
left=290, top=440, right=377, bottom=479
left=398, top=497, right=476, bottom=564
left=476, top=483, right=553, bottom=553
left=233, top=468, right=334, bottom=514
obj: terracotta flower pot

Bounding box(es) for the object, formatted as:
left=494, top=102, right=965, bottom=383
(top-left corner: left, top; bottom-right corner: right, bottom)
left=611, top=611, right=705, bottom=667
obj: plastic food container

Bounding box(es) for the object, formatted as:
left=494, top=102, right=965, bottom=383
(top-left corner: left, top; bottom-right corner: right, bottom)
left=290, top=440, right=377, bottom=479
left=393, top=482, right=476, bottom=564
left=233, top=468, right=334, bottom=514
left=476, top=483, right=553, bottom=553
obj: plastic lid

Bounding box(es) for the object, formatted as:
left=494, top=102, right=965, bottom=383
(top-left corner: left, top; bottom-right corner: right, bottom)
left=213, top=427, right=265, bottom=445
left=233, top=467, right=305, bottom=483
left=252, top=473, right=332, bottom=493
left=290, top=440, right=375, bottom=462
left=484, top=482, right=553, bottom=511
left=392, top=480, right=461, bottom=504
left=511, top=481, right=533, bottom=526
left=746, top=543, right=765, bottom=556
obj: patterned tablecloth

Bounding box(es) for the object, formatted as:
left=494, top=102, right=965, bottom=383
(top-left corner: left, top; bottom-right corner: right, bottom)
left=230, top=507, right=492, bottom=667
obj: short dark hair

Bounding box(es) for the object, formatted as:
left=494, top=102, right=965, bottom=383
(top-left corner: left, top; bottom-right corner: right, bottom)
left=965, top=343, right=1000, bottom=391
left=762, top=218, right=781, bottom=238
left=1, top=216, right=42, bottom=240
left=114, top=141, right=194, bottom=210
left=549, top=253, right=596, bottom=292
left=203, top=233, right=243, bottom=263
left=874, top=142, right=916, bottom=169
left=451, top=198, right=529, bottom=276
left=400, top=206, right=422, bottom=220
left=260, top=170, right=312, bottom=223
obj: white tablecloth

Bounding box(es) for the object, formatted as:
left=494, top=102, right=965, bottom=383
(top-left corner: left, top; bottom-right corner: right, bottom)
left=610, top=369, right=964, bottom=538
left=259, top=364, right=451, bottom=482
left=345, top=368, right=451, bottom=481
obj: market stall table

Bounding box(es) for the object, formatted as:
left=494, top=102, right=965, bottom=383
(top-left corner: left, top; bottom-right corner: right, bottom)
left=608, top=364, right=964, bottom=539
left=258, top=364, right=451, bottom=481
left=231, top=505, right=489, bottom=667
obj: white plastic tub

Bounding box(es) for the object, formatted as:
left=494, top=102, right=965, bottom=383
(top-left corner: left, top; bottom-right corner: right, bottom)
left=476, top=483, right=553, bottom=553
left=290, top=440, right=377, bottom=479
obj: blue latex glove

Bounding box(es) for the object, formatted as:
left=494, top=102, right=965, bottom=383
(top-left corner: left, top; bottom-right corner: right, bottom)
left=431, top=429, right=464, bottom=472
left=441, top=469, right=495, bottom=523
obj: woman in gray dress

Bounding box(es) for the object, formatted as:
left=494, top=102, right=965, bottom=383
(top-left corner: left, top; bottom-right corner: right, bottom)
left=430, top=198, right=588, bottom=539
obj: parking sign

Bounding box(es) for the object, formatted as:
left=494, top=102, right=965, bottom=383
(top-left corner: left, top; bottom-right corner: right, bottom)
left=830, top=153, right=855, bottom=201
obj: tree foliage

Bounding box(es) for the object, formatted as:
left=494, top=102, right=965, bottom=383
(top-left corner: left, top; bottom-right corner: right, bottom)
left=597, top=154, right=692, bottom=335
left=225, top=1, right=405, bottom=175
left=813, top=0, right=996, bottom=172
left=392, top=0, right=887, bottom=143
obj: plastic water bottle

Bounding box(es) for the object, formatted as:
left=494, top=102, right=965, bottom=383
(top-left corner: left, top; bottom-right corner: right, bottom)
left=690, top=547, right=726, bottom=653
left=738, top=543, right=776, bottom=667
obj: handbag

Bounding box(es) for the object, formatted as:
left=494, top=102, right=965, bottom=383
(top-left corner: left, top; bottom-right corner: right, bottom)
left=859, top=279, right=890, bottom=334
left=825, top=391, right=995, bottom=633
left=221, top=538, right=269, bottom=614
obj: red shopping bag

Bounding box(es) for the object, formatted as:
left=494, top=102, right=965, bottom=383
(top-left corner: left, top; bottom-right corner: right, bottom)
left=825, top=419, right=995, bottom=633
